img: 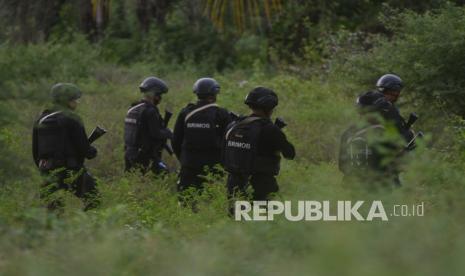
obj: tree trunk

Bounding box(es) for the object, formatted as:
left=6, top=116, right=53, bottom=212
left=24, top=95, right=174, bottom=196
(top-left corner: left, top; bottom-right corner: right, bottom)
left=94, top=0, right=110, bottom=38
left=136, top=0, right=150, bottom=32
left=136, top=0, right=173, bottom=33
left=79, top=0, right=96, bottom=39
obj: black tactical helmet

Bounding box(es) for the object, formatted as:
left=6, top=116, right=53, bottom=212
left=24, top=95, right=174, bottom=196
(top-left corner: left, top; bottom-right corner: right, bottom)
left=244, top=87, right=278, bottom=110
left=376, top=74, right=403, bottom=92
left=193, top=78, right=220, bottom=95
left=51, top=83, right=82, bottom=105
left=139, top=76, right=168, bottom=96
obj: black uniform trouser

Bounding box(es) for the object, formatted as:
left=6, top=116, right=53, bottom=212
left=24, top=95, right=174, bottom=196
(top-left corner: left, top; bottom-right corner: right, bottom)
left=177, top=165, right=223, bottom=192
left=177, top=165, right=224, bottom=211
left=227, top=173, right=279, bottom=201
left=40, top=167, right=99, bottom=211
left=125, top=151, right=167, bottom=175
left=178, top=167, right=204, bottom=192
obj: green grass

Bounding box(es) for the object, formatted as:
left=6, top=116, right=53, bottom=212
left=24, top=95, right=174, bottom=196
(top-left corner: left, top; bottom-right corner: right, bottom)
left=0, top=60, right=465, bottom=275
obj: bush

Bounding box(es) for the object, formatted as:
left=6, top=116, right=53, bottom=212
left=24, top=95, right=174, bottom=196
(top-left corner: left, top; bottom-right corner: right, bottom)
left=0, top=36, right=98, bottom=101
left=342, top=4, right=465, bottom=117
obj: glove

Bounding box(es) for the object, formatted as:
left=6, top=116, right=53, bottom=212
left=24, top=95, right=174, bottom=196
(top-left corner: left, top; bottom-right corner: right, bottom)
left=161, top=128, right=173, bottom=140
left=158, top=161, right=168, bottom=171
left=86, top=145, right=98, bottom=159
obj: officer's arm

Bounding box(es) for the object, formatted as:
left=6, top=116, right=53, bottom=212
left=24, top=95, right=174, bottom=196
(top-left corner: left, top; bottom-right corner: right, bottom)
left=172, top=111, right=185, bottom=159
left=380, top=104, right=411, bottom=142
left=68, top=118, right=96, bottom=159
left=370, top=129, right=403, bottom=170
left=32, top=123, right=39, bottom=167
left=270, top=126, right=295, bottom=160
left=146, top=109, right=171, bottom=140
left=393, top=113, right=413, bottom=142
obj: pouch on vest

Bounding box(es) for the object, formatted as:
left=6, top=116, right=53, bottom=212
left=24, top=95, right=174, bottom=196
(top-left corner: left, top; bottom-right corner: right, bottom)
left=183, top=103, right=221, bottom=151
left=224, top=117, right=265, bottom=174
left=124, top=102, right=147, bottom=150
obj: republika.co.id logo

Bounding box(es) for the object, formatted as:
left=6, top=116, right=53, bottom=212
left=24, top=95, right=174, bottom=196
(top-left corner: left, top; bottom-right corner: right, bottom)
left=235, top=200, right=425, bottom=222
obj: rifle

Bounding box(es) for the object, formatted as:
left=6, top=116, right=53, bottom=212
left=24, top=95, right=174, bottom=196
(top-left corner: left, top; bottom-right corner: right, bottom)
left=404, top=112, right=423, bottom=151
left=88, top=126, right=107, bottom=144
left=164, top=110, right=173, bottom=128
left=405, top=131, right=424, bottom=150
left=405, top=112, right=418, bottom=129
left=163, top=110, right=174, bottom=155
left=274, top=117, right=287, bottom=129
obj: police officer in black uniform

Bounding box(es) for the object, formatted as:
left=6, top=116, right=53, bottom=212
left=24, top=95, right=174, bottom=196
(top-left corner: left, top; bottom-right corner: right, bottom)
left=369, top=74, right=414, bottom=143
left=172, top=78, right=232, bottom=192
left=124, top=76, right=173, bottom=174
left=339, top=72, right=422, bottom=188
left=338, top=92, right=403, bottom=188
left=32, top=83, right=99, bottom=210
left=224, top=87, right=295, bottom=201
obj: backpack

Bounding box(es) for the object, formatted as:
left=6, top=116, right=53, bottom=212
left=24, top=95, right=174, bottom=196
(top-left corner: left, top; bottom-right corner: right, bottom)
left=224, top=116, right=266, bottom=174
left=341, top=124, right=385, bottom=172
left=36, top=111, right=67, bottom=160
left=182, top=103, right=222, bottom=151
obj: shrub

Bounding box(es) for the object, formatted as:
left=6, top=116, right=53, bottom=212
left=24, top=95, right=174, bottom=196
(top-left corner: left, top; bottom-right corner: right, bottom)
left=0, top=36, right=98, bottom=101
left=342, top=4, right=465, bottom=117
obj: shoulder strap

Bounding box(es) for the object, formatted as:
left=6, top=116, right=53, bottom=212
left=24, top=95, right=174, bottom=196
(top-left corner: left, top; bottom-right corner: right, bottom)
left=38, top=111, right=62, bottom=125
left=127, top=102, right=146, bottom=115
left=225, top=116, right=264, bottom=140
left=184, top=103, right=219, bottom=122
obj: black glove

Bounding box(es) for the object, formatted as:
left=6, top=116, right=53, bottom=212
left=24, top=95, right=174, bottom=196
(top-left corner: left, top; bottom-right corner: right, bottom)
left=86, top=145, right=98, bottom=159
left=161, top=128, right=173, bottom=140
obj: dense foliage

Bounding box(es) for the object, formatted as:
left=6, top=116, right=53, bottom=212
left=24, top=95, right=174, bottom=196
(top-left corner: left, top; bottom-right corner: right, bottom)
left=345, top=4, right=465, bottom=117
left=2, top=0, right=464, bottom=70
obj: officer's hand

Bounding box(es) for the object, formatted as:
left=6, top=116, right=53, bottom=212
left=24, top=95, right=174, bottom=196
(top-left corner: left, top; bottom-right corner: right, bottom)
left=86, top=145, right=98, bottom=159
left=162, top=128, right=173, bottom=140
left=408, top=129, right=415, bottom=138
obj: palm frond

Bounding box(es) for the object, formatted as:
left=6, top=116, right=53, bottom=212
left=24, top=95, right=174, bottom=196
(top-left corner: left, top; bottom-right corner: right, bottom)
left=204, top=0, right=282, bottom=32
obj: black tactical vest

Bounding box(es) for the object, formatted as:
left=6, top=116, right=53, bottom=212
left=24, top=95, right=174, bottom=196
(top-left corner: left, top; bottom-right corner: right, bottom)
left=124, top=102, right=147, bottom=149
left=182, top=103, right=222, bottom=151
left=36, top=111, right=67, bottom=160
left=224, top=116, right=279, bottom=174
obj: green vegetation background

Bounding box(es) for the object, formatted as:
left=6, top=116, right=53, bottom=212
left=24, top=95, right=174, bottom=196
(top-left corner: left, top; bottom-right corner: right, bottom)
left=1, top=2, right=465, bottom=275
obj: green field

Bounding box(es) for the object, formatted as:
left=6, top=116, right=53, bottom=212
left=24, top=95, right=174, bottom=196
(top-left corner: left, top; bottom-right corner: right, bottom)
left=2, top=2, right=465, bottom=275
left=0, top=58, right=464, bottom=275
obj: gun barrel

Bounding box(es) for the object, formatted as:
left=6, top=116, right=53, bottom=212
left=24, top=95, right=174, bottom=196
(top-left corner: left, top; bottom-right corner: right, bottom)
left=164, top=110, right=173, bottom=128
left=162, top=110, right=174, bottom=155
left=88, top=126, right=107, bottom=144
left=164, top=143, right=174, bottom=155
left=406, top=112, right=418, bottom=129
